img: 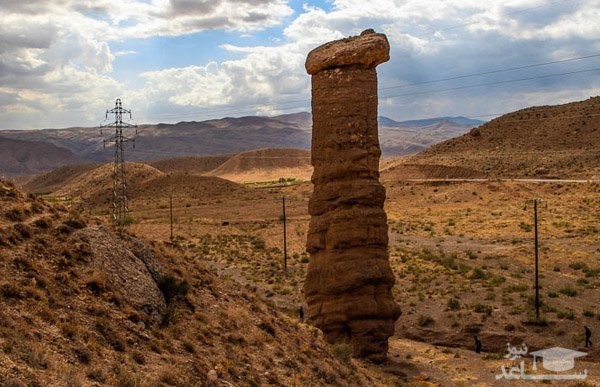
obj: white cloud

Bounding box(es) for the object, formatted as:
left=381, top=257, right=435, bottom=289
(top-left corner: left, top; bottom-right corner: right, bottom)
left=0, top=0, right=599, bottom=129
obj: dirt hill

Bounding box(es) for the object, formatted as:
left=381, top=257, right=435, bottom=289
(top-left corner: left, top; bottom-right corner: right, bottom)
left=53, top=163, right=164, bottom=207
left=0, top=178, right=398, bottom=385
left=131, top=173, right=245, bottom=200
left=0, top=137, right=83, bottom=177
left=22, top=164, right=100, bottom=195
left=208, top=148, right=313, bottom=183
left=148, top=155, right=231, bottom=175
left=406, top=96, right=600, bottom=178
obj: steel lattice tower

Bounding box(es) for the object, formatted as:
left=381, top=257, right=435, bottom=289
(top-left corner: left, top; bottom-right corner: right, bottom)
left=101, top=98, right=136, bottom=231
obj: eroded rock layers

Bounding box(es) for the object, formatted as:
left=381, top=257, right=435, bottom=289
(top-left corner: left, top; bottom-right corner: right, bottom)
left=304, top=30, right=401, bottom=362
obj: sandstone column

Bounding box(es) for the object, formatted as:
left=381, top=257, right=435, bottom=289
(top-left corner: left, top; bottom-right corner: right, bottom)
left=304, top=30, right=401, bottom=362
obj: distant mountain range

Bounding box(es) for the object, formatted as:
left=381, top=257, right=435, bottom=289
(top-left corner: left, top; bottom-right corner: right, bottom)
left=0, top=112, right=480, bottom=177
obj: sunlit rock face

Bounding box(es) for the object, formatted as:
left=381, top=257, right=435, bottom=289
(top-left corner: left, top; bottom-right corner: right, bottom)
left=304, top=29, right=401, bottom=362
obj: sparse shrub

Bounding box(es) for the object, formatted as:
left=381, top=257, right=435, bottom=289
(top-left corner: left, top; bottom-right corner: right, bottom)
left=487, top=275, right=506, bottom=287
left=131, top=350, right=146, bottom=365
left=547, top=291, right=558, bottom=298
left=85, top=272, right=108, bottom=295
left=582, top=309, right=595, bottom=318
left=569, top=261, right=588, bottom=271
left=63, top=218, right=86, bottom=229
left=504, top=323, right=516, bottom=332
left=447, top=298, right=461, bottom=311
left=158, top=274, right=189, bottom=303
left=417, top=315, right=435, bottom=327
left=13, top=223, right=32, bottom=239
left=558, top=286, right=578, bottom=297
left=20, top=341, right=49, bottom=369
left=13, top=256, right=35, bottom=272
left=557, top=309, right=575, bottom=320
left=504, top=284, right=528, bottom=293
left=584, top=268, right=600, bottom=278
left=74, top=347, right=92, bottom=364
left=33, top=217, right=52, bottom=229
left=523, top=315, right=549, bottom=326
left=333, top=343, right=353, bottom=365
left=469, top=268, right=488, bottom=280
left=87, top=369, right=107, bottom=383
left=251, top=238, right=266, bottom=250
left=1, top=282, right=22, bottom=299
left=519, top=222, right=533, bottom=232
left=466, top=250, right=478, bottom=260
left=4, top=208, right=25, bottom=222
left=182, top=340, right=196, bottom=354
left=258, top=321, right=276, bottom=336
left=472, top=303, right=493, bottom=316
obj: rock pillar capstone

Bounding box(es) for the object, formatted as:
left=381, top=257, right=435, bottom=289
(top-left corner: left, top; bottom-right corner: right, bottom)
left=304, top=29, right=401, bottom=362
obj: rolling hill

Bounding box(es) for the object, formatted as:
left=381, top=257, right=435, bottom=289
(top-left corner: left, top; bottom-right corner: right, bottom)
left=386, top=96, right=600, bottom=179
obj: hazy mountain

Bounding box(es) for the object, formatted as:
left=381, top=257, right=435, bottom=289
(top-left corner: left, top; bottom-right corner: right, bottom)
left=0, top=112, right=480, bottom=176
left=379, top=116, right=484, bottom=128
left=0, top=136, right=83, bottom=176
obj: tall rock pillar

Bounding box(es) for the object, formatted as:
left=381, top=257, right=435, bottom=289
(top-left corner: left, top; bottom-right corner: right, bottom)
left=304, top=30, right=401, bottom=362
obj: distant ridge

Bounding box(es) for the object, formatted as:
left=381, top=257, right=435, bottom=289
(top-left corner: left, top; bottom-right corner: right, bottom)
left=0, top=111, right=489, bottom=176
left=378, top=116, right=484, bottom=128
left=401, top=96, right=600, bottom=178
left=0, top=136, right=83, bottom=176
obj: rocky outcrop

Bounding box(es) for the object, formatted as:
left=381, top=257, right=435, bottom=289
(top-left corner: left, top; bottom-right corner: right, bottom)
left=304, top=30, right=401, bottom=362
left=75, top=227, right=167, bottom=325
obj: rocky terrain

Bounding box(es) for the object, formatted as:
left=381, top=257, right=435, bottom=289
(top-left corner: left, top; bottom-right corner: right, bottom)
left=0, top=178, right=400, bottom=385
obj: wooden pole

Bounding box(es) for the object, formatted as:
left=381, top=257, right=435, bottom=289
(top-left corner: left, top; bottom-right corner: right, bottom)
left=170, top=195, right=174, bottom=242
left=282, top=195, right=287, bottom=274
left=534, top=199, right=540, bottom=320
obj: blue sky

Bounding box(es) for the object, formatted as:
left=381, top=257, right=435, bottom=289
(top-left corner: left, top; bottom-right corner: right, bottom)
left=0, top=0, right=598, bottom=129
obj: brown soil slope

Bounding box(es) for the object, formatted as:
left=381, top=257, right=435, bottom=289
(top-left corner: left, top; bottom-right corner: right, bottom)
left=0, top=179, right=396, bottom=385
left=0, top=137, right=83, bottom=177
left=148, top=155, right=231, bottom=175
left=131, top=173, right=245, bottom=200
left=23, top=164, right=100, bottom=194
left=208, top=148, right=312, bottom=182
left=410, top=96, right=600, bottom=178
left=54, top=163, right=164, bottom=206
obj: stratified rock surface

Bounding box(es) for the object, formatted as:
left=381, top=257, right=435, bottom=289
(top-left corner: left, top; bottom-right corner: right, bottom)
left=304, top=30, right=401, bottom=362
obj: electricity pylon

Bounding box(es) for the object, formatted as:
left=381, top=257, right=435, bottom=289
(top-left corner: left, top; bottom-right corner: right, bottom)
left=101, top=98, right=137, bottom=232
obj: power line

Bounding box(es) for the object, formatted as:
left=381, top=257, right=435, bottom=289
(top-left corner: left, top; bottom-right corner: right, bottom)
left=380, top=67, right=600, bottom=100
left=143, top=63, right=598, bottom=122
left=379, top=53, right=600, bottom=91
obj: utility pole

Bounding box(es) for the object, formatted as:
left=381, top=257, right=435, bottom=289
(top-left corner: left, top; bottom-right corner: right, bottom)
left=101, top=98, right=137, bottom=232
left=169, top=195, right=174, bottom=242
left=282, top=195, right=287, bottom=274
left=525, top=198, right=542, bottom=320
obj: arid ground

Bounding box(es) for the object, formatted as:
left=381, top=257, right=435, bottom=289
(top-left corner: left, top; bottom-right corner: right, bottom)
left=15, top=154, right=597, bottom=385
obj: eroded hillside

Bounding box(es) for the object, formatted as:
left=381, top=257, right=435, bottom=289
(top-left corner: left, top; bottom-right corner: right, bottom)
left=0, top=179, right=397, bottom=385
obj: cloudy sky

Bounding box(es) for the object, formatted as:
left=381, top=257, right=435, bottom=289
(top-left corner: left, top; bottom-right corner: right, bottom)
left=1, top=0, right=599, bottom=129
